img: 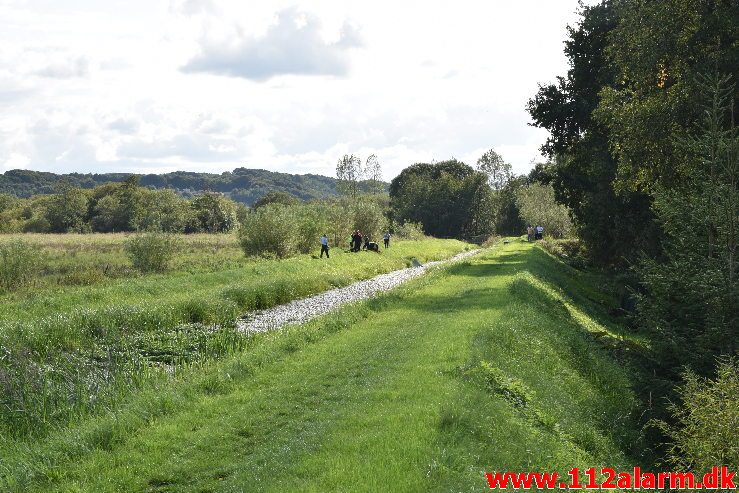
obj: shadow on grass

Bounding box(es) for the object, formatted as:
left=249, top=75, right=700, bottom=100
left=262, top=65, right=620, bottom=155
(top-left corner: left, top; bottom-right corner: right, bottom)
left=434, top=243, right=653, bottom=465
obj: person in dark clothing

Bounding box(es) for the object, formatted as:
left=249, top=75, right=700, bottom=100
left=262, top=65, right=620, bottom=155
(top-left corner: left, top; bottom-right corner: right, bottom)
left=320, top=234, right=329, bottom=258
left=383, top=232, right=390, bottom=248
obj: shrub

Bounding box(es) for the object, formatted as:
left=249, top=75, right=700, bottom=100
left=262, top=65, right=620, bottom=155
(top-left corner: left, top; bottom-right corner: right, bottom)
left=21, top=216, right=51, bottom=233
left=394, top=221, right=425, bottom=240
left=657, top=358, right=738, bottom=472
left=0, top=239, right=41, bottom=292
left=124, top=233, right=180, bottom=273
left=238, top=205, right=297, bottom=258
left=351, top=200, right=384, bottom=242
left=295, top=204, right=327, bottom=254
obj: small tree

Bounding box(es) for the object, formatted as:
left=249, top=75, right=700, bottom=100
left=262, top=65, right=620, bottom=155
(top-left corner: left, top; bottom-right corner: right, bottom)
left=238, top=205, right=297, bottom=258
left=476, top=148, right=512, bottom=190
left=515, top=183, right=573, bottom=238
left=365, top=154, right=384, bottom=194
left=636, top=73, right=738, bottom=374
left=656, top=358, right=739, bottom=472
left=352, top=200, right=383, bottom=241
left=336, top=154, right=363, bottom=199
left=124, top=233, right=180, bottom=273
left=45, top=184, right=89, bottom=233
left=191, top=192, right=237, bottom=233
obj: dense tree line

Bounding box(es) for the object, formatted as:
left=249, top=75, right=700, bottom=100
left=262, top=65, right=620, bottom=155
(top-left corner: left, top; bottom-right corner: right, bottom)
left=390, top=160, right=492, bottom=239
left=388, top=155, right=570, bottom=240
left=0, top=177, right=239, bottom=234
left=0, top=167, right=386, bottom=205
left=528, top=0, right=737, bottom=467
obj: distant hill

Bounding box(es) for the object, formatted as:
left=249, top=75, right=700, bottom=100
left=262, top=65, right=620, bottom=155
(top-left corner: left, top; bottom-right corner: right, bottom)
left=0, top=168, right=385, bottom=205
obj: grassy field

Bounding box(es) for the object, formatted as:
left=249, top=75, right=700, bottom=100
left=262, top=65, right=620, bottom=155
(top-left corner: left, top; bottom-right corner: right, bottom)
left=0, top=233, right=246, bottom=290
left=0, top=234, right=469, bottom=440
left=1, top=239, right=648, bottom=492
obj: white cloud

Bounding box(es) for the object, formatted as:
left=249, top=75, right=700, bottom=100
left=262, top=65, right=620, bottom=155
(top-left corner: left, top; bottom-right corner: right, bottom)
left=182, top=8, right=363, bottom=81
left=34, top=56, right=90, bottom=78
left=0, top=0, right=593, bottom=179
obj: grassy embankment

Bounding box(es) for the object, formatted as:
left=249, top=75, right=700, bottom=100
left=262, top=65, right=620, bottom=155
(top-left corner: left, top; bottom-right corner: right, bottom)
left=0, top=235, right=469, bottom=440
left=2, top=239, right=649, bottom=492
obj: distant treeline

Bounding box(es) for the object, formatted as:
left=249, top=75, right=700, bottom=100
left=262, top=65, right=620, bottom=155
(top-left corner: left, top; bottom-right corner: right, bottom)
left=0, top=167, right=386, bottom=205
left=0, top=177, right=241, bottom=234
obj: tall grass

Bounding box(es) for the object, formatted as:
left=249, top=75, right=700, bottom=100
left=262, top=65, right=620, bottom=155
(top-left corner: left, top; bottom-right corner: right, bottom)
left=0, top=233, right=245, bottom=290
left=0, top=239, right=41, bottom=292
left=0, top=237, right=468, bottom=439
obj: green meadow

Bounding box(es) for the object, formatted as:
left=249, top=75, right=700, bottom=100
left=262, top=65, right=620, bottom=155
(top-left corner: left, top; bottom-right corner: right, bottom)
left=1, top=239, right=649, bottom=492
left=0, top=235, right=469, bottom=440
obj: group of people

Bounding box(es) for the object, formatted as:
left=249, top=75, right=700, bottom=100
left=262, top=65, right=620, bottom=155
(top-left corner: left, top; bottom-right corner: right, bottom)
left=526, top=224, right=544, bottom=241
left=319, top=231, right=391, bottom=258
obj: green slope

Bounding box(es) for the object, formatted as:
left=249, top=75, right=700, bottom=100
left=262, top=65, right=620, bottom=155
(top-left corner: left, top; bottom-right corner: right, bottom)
left=5, top=239, right=645, bottom=492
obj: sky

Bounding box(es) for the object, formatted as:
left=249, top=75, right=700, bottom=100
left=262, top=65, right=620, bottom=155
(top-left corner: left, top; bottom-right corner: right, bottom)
left=0, top=0, right=588, bottom=180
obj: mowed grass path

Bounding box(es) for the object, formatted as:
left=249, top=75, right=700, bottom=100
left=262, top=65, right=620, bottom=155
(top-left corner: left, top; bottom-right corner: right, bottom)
left=17, top=240, right=641, bottom=492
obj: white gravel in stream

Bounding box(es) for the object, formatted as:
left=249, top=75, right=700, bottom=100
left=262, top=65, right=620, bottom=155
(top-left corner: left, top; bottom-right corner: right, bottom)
left=237, top=249, right=480, bottom=334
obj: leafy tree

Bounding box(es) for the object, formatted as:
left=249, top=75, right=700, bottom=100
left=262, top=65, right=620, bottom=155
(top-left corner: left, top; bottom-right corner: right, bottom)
left=253, top=191, right=300, bottom=209
left=390, top=160, right=494, bottom=239
left=515, top=183, right=574, bottom=238
left=336, top=154, right=363, bottom=199
left=460, top=172, right=496, bottom=238
left=494, top=176, right=527, bottom=236
left=526, top=0, right=656, bottom=266
left=135, top=189, right=192, bottom=233
left=476, top=148, right=512, bottom=190
left=351, top=199, right=384, bottom=242
left=0, top=193, right=17, bottom=213
left=190, top=191, right=237, bottom=233
left=116, top=176, right=145, bottom=231
left=90, top=194, right=123, bottom=232
left=44, top=185, right=89, bottom=233
left=238, top=204, right=298, bottom=258
left=364, top=154, right=384, bottom=194
left=597, top=0, right=739, bottom=194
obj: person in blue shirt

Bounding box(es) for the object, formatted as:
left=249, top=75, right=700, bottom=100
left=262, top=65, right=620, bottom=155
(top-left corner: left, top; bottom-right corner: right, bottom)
left=320, top=234, right=330, bottom=258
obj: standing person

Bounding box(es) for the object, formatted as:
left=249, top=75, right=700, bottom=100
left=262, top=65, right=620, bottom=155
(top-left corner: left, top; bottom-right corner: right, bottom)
left=536, top=224, right=544, bottom=240
left=383, top=231, right=391, bottom=249
left=320, top=234, right=330, bottom=258
left=526, top=225, right=533, bottom=242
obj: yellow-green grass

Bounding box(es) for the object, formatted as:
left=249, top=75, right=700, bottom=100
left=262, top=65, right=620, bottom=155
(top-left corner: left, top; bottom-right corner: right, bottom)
left=0, top=237, right=467, bottom=322
left=2, top=239, right=646, bottom=492
left=0, top=238, right=470, bottom=439
left=0, top=233, right=245, bottom=291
